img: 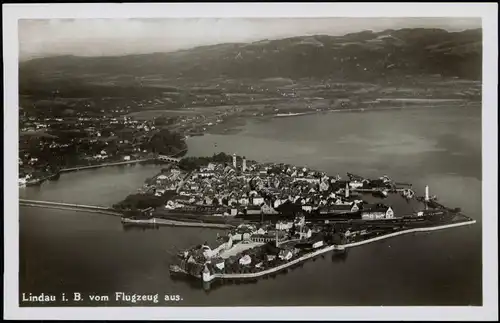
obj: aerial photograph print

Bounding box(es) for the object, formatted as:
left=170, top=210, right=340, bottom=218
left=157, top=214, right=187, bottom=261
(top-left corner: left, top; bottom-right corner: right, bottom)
left=4, top=3, right=498, bottom=321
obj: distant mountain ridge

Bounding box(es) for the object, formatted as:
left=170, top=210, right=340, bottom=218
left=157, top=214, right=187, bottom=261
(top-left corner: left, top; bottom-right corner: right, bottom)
left=20, top=28, right=482, bottom=82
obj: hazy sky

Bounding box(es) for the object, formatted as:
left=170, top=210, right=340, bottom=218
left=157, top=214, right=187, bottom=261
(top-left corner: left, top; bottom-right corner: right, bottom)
left=19, top=18, right=481, bottom=60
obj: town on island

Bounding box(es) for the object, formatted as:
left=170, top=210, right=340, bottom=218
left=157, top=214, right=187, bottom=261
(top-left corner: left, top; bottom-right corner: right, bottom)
left=20, top=149, right=475, bottom=289
left=20, top=151, right=475, bottom=289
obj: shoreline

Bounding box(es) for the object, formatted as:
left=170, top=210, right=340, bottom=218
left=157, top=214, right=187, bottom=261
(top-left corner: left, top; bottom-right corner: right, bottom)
left=19, top=157, right=173, bottom=188
left=198, top=102, right=479, bottom=136
left=276, top=103, right=479, bottom=118
left=203, top=218, right=476, bottom=282
left=20, top=103, right=479, bottom=188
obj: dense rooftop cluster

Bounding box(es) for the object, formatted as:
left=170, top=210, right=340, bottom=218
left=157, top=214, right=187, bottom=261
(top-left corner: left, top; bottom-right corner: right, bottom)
left=144, top=155, right=398, bottom=222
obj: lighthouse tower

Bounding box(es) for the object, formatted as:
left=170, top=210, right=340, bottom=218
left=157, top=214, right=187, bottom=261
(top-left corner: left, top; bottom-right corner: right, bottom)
left=242, top=157, right=247, bottom=172
left=202, top=265, right=212, bottom=282
left=232, top=153, right=237, bottom=169
left=425, top=185, right=430, bottom=202
left=345, top=183, right=350, bottom=198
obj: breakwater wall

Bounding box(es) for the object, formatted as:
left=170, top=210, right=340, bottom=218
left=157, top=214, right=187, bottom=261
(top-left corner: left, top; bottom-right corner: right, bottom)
left=203, top=219, right=476, bottom=282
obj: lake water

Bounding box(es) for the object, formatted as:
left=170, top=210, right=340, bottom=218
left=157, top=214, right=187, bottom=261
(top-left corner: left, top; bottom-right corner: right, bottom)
left=19, top=106, right=482, bottom=306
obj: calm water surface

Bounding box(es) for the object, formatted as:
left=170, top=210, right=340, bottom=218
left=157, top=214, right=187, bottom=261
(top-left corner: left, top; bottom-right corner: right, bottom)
left=19, top=106, right=482, bottom=306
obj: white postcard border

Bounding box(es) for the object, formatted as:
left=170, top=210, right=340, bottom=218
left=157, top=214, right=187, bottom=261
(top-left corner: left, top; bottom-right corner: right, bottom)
left=3, top=2, right=498, bottom=321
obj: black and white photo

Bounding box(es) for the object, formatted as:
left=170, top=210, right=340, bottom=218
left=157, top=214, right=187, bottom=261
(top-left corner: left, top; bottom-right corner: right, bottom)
left=3, top=3, right=498, bottom=321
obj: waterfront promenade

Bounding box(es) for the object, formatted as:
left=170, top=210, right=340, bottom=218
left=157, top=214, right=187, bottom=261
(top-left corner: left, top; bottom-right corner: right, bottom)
left=203, top=218, right=476, bottom=282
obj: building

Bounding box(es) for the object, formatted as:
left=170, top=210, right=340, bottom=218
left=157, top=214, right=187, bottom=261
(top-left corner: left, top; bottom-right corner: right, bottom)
left=250, top=233, right=277, bottom=243
left=278, top=249, right=293, bottom=261
left=416, top=209, right=445, bottom=217
left=210, top=257, right=225, bottom=272
left=301, top=204, right=314, bottom=212
left=298, top=227, right=313, bottom=240
left=261, top=203, right=279, bottom=215
left=293, top=177, right=321, bottom=184
left=361, top=204, right=394, bottom=220
left=252, top=196, right=265, bottom=206
left=276, top=221, right=293, bottom=231
left=246, top=205, right=262, bottom=215
left=311, top=233, right=325, bottom=249
left=251, top=230, right=287, bottom=243
left=319, top=203, right=359, bottom=214
left=349, top=181, right=364, bottom=189
left=296, top=232, right=325, bottom=250
left=200, top=235, right=233, bottom=259
left=267, top=254, right=277, bottom=261
left=239, top=254, right=252, bottom=265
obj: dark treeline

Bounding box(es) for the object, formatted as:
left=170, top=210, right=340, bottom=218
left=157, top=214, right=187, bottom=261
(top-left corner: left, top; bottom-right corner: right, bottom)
left=19, top=76, right=179, bottom=99
left=178, top=152, right=236, bottom=171
left=146, top=129, right=187, bottom=156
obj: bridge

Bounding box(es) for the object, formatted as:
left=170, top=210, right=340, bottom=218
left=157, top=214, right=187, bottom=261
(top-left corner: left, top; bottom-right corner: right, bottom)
left=351, top=188, right=406, bottom=193
left=156, top=148, right=187, bottom=163
left=157, top=155, right=180, bottom=163
left=19, top=199, right=123, bottom=216
left=60, top=158, right=153, bottom=173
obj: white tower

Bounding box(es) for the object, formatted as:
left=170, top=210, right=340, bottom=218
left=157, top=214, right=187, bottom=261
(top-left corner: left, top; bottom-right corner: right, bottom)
left=232, top=153, right=237, bottom=169
left=345, top=183, right=349, bottom=198
left=202, top=265, right=211, bottom=282
left=242, top=157, right=247, bottom=172
left=425, top=185, right=429, bottom=202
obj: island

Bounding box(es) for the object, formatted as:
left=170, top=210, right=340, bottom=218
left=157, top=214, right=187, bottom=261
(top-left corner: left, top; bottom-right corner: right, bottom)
left=111, top=152, right=475, bottom=288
